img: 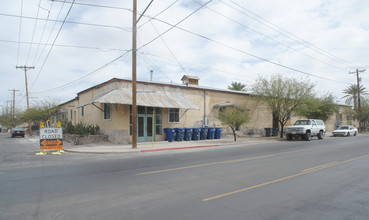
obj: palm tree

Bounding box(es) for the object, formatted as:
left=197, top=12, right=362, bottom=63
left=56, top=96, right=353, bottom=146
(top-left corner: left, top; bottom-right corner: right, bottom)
left=342, top=84, right=368, bottom=110
left=228, top=82, right=247, bottom=91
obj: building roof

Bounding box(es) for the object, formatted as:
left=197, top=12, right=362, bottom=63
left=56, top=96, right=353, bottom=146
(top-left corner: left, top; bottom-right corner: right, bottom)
left=77, top=78, right=252, bottom=97
left=181, top=75, right=200, bottom=80
left=82, top=90, right=199, bottom=110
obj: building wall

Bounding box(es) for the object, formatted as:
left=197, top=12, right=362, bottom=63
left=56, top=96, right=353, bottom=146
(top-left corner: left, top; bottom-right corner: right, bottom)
left=59, top=99, right=78, bottom=125
left=59, top=79, right=356, bottom=143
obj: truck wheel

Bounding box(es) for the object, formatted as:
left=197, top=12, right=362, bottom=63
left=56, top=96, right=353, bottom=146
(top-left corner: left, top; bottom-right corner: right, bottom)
left=304, top=132, right=311, bottom=141
left=286, top=134, right=292, bottom=140
left=317, top=131, right=324, bottom=139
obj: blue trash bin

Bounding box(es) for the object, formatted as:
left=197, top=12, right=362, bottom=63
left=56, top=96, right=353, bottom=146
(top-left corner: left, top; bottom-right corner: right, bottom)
left=164, top=128, right=175, bottom=142
left=164, top=128, right=170, bottom=141
left=192, top=128, right=200, bottom=141
left=184, top=128, right=193, bottom=141
left=174, top=128, right=184, bottom=141
left=200, top=127, right=208, bottom=140
left=215, top=128, right=222, bottom=139
left=207, top=127, right=216, bottom=139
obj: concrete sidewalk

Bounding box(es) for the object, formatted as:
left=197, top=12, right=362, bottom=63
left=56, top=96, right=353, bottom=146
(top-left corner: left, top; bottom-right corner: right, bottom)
left=62, top=136, right=279, bottom=154
left=28, top=132, right=343, bottom=154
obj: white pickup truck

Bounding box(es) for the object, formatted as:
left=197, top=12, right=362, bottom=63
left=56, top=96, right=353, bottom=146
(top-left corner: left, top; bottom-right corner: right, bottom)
left=285, top=119, right=326, bottom=141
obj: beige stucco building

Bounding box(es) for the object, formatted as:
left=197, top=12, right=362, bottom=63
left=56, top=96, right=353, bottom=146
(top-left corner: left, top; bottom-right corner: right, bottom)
left=58, top=76, right=355, bottom=144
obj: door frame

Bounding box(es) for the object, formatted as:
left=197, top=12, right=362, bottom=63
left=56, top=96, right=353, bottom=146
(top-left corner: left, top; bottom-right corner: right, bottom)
left=137, top=114, right=155, bottom=142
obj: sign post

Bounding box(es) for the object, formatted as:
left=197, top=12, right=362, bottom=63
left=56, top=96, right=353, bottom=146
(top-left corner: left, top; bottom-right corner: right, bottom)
left=36, top=121, right=64, bottom=155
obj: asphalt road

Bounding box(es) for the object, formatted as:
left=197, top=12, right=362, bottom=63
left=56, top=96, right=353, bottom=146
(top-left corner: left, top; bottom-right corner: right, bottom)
left=1, top=133, right=369, bottom=220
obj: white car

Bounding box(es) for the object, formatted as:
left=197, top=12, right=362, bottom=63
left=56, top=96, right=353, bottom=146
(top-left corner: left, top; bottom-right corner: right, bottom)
left=332, top=125, right=358, bottom=137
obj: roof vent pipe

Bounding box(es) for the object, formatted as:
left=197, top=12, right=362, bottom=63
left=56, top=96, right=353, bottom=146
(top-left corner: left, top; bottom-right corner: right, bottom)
left=150, top=70, right=153, bottom=81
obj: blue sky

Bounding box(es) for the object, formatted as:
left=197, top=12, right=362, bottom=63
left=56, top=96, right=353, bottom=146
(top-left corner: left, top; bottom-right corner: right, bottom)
left=1, top=0, right=369, bottom=113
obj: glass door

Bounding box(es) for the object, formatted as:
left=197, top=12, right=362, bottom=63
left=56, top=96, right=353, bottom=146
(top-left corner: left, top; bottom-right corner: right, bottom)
left=137, top=115, right=154, bottom=142
left=138, top=116, right=145, bottom=138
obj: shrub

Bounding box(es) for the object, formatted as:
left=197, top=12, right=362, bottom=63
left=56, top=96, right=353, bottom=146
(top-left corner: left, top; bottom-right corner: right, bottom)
left=61, top=120, right=99, bottom=135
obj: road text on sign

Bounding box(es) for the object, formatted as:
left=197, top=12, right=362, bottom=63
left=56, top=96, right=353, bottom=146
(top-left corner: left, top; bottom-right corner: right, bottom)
left=40, top=128, right=63, bottom=139
left=40, top=128, right=63, bottom=150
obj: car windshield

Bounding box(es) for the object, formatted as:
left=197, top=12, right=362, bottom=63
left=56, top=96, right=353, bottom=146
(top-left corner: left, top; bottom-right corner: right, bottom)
left=12, top=128, right=24, bottom=131
left=337, top=126, right=349, bottom=130
left=294, top=120, right=311, bottom=125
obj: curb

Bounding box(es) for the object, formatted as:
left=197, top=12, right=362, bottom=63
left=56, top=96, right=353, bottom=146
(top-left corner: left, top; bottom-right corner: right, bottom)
left=141, top=144, right=219, bottom=152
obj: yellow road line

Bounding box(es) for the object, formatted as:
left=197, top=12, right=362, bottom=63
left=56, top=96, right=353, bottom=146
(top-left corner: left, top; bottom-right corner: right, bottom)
left=203, top=153, right=369, bottom=202
left=301, top=162, right=340, bottom=173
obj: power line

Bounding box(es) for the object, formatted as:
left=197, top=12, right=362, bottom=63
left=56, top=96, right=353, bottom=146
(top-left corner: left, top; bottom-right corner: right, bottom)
left=201, top=2, right=350, bottom=73
left=25, top=0, right=42, bottom=65
left=50, top=0, right=132, bottom=11
left=31, top=1, right=54, bottom=66
left=223, top=0, right=362, bottom=70
left=137, top=0, right=181, bottom=29
left=31, top=50, right=131, bottom=94
left=0, top=39, right=128, bottom=52
left=30, top=0, right=76, bottom=91
left=0, top=13, right=131, bottom=31
left=139, top=0, right=214, bottom=50
left=149, top=20, right=187, bottom=74
left=16, top=0, right=24, bottom=65
left=32, top=1, right=66, bottom=68
left=143, top=13, right=350, bottom=85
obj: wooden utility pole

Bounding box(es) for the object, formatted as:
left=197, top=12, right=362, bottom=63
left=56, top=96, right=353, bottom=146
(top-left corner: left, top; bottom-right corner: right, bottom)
left=16, top=65, right=34, bottom=136
left=132, top=0, right=137, bottom=149
left=8, top=89, right=20, bottom=127
left=131, top=0, right=153, bottom=149
left=349, top=69, right=365, bottom=132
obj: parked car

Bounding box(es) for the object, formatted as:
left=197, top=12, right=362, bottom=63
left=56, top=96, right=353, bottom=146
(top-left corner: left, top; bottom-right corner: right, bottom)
left=285, top=119, right=326, bottom=141
left=11, top=127, right=25, bottom=138
left=1, top=126, right=8, bottom=133
left=332, top=125, right=357, bottom=137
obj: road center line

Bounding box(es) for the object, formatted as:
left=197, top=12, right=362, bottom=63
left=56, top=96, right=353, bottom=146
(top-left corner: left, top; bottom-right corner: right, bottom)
left=203, top=153, right=369, bottom=202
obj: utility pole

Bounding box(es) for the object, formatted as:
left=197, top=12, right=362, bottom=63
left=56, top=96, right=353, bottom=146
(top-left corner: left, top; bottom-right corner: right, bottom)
left=16, top=65, right=34, bottom=136
left=131, top=0, right=153, bottom=149
left=132, top=0, right=137, bottom=149
left=349, top=69, right=365, bottom=132
left=6, top=100, right=12, bottom=116
left=8, top=89, right=20, bottom=127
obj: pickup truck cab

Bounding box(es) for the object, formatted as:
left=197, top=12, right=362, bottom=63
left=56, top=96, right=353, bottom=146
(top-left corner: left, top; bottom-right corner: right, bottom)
left=285, top=119, right=326, bottom=141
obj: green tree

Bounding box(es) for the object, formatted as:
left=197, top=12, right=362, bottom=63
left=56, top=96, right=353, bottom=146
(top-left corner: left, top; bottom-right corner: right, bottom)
left=217, top=107, right=250, bottom=141
left=342, top=84, right=368, bottom=111
left=360, top=101, right=369, bottom=130
left=252, top=74, right=315, bottom=138
left=20, top=100, right=59, bottom=125
left=228, top=82, right=247, bottom=91
left=295, top=93, right=338, bottom=121
left=0, top=114, right=12, bottom=128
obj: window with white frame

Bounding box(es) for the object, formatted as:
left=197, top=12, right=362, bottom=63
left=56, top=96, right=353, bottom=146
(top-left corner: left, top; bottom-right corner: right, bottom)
left=104, top=103, right=111, bottom=120
left=168, top=108, right=180, bottom=123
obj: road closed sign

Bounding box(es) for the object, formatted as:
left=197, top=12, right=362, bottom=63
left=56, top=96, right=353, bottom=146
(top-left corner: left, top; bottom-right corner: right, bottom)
left=40, top=128, right=63, bottom=150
